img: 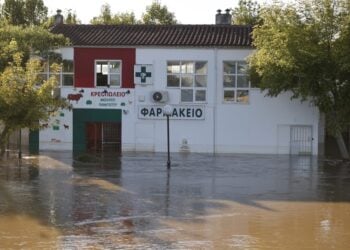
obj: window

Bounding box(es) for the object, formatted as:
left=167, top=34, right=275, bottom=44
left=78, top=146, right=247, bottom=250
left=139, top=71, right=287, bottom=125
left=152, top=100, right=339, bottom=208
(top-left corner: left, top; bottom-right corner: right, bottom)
left=167, top=61, right=207, bottom=102
left=95, top=60, right=121, bottom=87
left=223, top=61, right=250, bottom=103
left=61, top=60, right=74, bottom=86
left=38, top=59, right=74, bottom=87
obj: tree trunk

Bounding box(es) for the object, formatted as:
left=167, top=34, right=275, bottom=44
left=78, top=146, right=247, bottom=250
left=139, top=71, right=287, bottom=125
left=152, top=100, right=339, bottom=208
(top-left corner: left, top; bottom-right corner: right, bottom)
left=0, top=126, right=10, bottom=157
left=335, top=130, right=350, bottom=160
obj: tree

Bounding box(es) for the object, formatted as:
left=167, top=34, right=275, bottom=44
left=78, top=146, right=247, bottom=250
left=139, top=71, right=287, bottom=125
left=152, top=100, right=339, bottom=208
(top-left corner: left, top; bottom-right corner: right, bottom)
left=65, top=9, right=80, bottom=24
left=90, top=3, right=112, bottom=24
left=111, top=12, right=138, bottom=25
left=0, top=25, right=69, bottom=156
left=90, top=3, right=138, bottom=25
left=141, top=1, right=177, bottom=25
left=43, top=9, right=81, bottom=27
left=249, top=0, right=350, bottom=159
left=1, top=0, right=48, bottom=26
left=232, top=0, right=262, bottom=26
left=23, top=0, right=48, bottom=26
left=1, top=0, right=26, bottom=25
left=0, top=24, right=68, bottom=71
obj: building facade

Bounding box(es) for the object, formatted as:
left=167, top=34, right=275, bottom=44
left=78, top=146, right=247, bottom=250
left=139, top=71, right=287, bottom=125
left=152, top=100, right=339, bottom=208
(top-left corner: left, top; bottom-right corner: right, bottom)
left=33, top=22, right=322, bottom=155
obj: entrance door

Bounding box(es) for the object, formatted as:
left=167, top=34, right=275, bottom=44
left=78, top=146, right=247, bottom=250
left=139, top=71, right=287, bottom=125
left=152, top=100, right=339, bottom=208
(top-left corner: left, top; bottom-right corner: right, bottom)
left=86, top=122, right=121, bottom=154
left=290, top=125, right=313, bottom=155
left=102, top=122, right=121, bottom=153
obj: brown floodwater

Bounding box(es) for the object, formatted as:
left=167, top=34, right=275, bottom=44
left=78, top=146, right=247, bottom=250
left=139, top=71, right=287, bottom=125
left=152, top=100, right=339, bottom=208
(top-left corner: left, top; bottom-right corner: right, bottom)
left=0, top=152, right=350, bottom=249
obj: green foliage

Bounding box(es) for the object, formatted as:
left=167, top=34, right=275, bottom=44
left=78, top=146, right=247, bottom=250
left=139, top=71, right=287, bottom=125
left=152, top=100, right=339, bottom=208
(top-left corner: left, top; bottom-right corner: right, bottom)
left=1, top=0, right=48, bottom=26
left=0, top=24, right=69, bottom=155
left=0, top=24, right=68, bottom=71
left=23, top=0, right=48, bottom=26
left=0, top=41, right=69, bottom=154
left=250, top=0, right=350, bottom=136
left=141, top=1, right=177, bottom=25
left=232, top=0, right=262, bottom=26
left=90, top=2, right=177, bottom=25
left=43, top=9, right=81, bottom=28
left=65, top=9, right=80, bottom=24
left=90, top=3, right=138, bottom=25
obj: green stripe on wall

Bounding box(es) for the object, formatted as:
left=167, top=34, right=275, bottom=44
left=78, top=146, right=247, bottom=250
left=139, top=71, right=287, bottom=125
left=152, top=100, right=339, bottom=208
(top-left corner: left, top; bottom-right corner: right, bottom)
left=29, top=129, right=39, bottom=154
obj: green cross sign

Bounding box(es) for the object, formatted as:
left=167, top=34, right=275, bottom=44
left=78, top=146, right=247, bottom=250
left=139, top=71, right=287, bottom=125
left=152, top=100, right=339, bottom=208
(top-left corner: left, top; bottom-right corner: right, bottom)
left=135, top=66, right=152, bottom=83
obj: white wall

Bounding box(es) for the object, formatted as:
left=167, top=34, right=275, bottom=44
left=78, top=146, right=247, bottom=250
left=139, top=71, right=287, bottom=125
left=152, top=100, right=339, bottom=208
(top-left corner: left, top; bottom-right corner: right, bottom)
left=39, top=47, right=320, bottom=155
left=215, top=90, right=319, bottom=154
left=39, top=109, right=73, bottom=151
left=134, top=48, right=320, bottom=155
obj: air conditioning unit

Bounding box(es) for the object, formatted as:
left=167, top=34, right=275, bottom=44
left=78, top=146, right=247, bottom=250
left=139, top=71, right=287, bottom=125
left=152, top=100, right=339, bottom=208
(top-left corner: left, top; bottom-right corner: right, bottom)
left=151, top=91, right=168, bottom=103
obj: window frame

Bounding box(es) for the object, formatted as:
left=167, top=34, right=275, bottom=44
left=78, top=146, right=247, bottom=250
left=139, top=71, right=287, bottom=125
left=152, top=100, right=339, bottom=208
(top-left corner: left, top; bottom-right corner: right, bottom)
left=223, top=60, right=251, bottom=104
left=61, top=59, right=74, bottom=87
left=166, top=60, right=208, bottom=103
left=94, top=60, right=122, bottom=88
left=38, top=59, right=74, bottom=87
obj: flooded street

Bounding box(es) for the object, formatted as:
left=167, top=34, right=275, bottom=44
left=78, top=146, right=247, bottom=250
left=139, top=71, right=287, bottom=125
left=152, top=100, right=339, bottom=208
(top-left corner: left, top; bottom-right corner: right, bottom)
left=1, top=152, right=350, bottom=249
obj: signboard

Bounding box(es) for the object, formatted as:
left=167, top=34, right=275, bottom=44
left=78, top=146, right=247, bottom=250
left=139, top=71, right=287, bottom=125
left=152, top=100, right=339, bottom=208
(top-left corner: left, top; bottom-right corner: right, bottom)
left=134, top=64, right=153, bottom=85
left=61, top=88, right=134, bottom=109
left=138, top=105, right=205, bottom=120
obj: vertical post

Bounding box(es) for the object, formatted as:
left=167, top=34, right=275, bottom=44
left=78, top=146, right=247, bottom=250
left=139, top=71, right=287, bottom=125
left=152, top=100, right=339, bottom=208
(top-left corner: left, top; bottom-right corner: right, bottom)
left=163, top=105, right=172, bottom=169
left=167, top=114, right=171, bottom=168
left=18, top=129, right=22, bottom=159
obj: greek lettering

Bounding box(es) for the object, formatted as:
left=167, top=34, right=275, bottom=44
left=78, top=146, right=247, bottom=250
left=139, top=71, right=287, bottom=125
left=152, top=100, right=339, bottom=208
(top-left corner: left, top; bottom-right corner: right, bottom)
left=141, top=108, right=148, bottom=116
left=195, top=109, right=202, bottom=118
left=172, top=109, right=178, bottom=117
left=179, top=108, right=185, bottom=117
left=139, top=106, right=205, bottom=120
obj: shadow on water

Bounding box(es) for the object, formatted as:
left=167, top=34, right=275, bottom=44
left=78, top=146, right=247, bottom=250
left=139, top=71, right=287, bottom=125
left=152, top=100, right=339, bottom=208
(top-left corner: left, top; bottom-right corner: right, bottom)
left=1, top=151, right=350, bottom=248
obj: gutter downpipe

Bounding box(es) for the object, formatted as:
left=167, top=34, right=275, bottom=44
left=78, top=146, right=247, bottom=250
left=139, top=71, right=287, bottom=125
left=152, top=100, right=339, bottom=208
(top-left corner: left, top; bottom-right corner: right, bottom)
left=213, top=48, right=218, bottom=155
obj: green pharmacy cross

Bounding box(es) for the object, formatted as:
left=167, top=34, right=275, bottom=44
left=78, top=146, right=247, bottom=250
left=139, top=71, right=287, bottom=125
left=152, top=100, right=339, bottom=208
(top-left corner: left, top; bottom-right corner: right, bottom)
left=135, top=66, right=152, bottom=83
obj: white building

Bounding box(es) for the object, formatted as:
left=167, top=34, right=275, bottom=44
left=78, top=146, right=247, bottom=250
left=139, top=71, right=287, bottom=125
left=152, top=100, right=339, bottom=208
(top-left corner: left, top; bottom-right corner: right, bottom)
left=33, top=12, right=323, bottom=155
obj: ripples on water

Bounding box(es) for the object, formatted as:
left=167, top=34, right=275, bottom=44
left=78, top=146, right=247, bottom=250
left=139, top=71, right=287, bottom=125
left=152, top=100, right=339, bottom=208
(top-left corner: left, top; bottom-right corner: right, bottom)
left=0, top=153, right=350, bottom=249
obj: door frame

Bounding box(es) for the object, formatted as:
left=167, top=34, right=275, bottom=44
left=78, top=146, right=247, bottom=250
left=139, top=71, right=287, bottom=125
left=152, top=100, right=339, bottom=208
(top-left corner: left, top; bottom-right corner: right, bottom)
left=73, top=109, right=122, bottom=154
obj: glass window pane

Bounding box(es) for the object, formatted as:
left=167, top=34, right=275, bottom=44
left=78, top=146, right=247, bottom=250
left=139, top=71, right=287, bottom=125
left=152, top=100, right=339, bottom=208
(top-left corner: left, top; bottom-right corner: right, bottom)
left=224, top=90, right=235, bottom=102
left=195, top=61, right=207, bottom=74
left=96, top=71, right=108, bottom=86
left=237, top=90, right=249, bottom=103
left=62, top=74, right=74, bottom=86
left=167, top=61, right=180, bottom=73
left=237, top=62, right=248, bottom=74
left=96, top=61, right=108, bottom=74
left=181, top=89, right=193, bottom=102
left=223, top=75, right=235, bottom=87
left=62, top=60, right=73, bottom=72
left=101, top=64, right=109, bottom=74
left=237, top=75, right=249, bottom=88
left=110, top=74, right=120, bottom=86
left=181, top=75, right=193, bottom=87
left=195, top=75, right=207, bottom=87
left=109, top=61, right=120, bottom=73
left=195, top=90, right=206, bottom=102
left=181, top=61, right=194, bottom=73
left=167, top=75, right=180, bottom=87
left=223, top=61, right=236, bottom=74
